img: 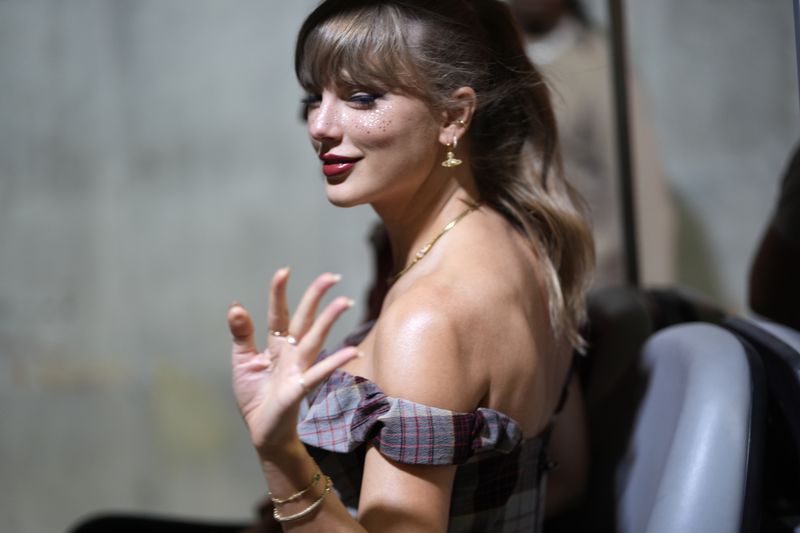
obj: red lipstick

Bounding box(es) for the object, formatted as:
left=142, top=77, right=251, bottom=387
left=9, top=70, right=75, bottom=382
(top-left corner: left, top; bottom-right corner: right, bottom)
left=319, top=153, right=361, bottom=177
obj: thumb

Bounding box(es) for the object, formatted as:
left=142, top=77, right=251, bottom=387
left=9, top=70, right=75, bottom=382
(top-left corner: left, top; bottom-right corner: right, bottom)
left=228, top=303, right=258, bottom=357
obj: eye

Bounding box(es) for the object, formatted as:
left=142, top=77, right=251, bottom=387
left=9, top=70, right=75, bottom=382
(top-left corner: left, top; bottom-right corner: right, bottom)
left=348, top=92, right=382, bottom=107
left=300, top=93, right=322, bottom=122
left=301, top=93, right=322, bottom=108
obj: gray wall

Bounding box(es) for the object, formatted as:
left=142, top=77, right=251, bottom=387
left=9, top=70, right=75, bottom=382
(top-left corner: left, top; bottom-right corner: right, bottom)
left=0, top=1, right=797, bottom=531
left=0, top=2, right=376, bottom=531
left=626, top=0, right=799, bottom=308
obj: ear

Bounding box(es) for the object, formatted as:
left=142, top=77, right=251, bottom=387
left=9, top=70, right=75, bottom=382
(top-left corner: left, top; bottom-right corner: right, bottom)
left=438, top=87, right=477, bottom=146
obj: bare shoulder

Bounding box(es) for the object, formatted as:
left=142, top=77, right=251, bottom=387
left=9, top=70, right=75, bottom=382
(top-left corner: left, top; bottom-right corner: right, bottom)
left=370, top=280, right=489, bottom=413
left=367, top=206, right=561, bottom=430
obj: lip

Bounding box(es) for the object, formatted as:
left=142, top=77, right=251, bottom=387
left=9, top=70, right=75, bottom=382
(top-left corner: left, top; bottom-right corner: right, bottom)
left=319, top=153, right=361, bottom=178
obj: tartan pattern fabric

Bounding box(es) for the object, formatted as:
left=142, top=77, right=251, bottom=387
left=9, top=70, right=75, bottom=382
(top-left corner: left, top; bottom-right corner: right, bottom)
left=290, top=322, right=550, bottom=532
left=297, top=369, right=522, bottom=463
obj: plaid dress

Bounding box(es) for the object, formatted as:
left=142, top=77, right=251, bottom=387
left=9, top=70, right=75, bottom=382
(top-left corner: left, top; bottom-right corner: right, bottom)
left=295, top=322, right=553, bottom=532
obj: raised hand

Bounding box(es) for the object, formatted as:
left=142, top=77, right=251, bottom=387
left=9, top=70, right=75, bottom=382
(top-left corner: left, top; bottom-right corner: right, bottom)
left=228, top=268, right=360, bottom=455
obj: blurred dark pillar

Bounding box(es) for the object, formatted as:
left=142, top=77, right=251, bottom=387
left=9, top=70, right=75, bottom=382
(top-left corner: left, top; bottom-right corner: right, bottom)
left=608, top=0, right=640, bottom=286
left=795, top=0, right=800, bottom=110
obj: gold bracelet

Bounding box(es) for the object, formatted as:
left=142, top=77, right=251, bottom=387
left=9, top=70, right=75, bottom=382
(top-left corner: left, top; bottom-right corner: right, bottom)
left=272, top=475, right=332, bottom=523
left=269, top=468, right=321, bottom=505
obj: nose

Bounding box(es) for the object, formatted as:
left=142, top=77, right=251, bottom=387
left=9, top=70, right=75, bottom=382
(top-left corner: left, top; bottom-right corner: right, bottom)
left=307, top=93, right=342, bottom=144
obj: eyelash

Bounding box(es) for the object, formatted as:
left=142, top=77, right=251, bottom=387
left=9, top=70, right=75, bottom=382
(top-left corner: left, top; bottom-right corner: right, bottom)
left=300, top=92, right=383, bottom=109
left=301, top=94, right=321, bottom=107
left=348, top=93, right=381, bottom=106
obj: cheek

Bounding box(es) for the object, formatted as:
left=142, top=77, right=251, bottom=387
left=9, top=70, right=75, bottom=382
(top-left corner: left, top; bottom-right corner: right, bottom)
left=351, top=105, right=439, bottom=154
left=351, top=106, right=395, bottom=144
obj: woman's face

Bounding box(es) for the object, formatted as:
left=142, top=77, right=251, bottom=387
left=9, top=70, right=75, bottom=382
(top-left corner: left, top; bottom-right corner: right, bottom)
left=304, top=85, right=443, bottom=208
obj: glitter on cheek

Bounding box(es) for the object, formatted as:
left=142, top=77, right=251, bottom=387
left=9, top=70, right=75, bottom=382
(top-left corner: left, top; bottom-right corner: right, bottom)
left=380, top=104, right=394, bottom=133
left=355, top=105, right=393, bottom=136
left=364, top=107, right=387, bottom=134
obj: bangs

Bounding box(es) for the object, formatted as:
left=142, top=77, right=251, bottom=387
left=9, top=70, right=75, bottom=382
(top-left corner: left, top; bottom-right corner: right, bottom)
left=296, top=5, right=426, bottom=98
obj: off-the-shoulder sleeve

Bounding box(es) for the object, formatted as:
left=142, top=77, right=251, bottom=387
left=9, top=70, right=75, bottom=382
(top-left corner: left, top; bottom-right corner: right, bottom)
left=297, top=370, right=522, bottom=465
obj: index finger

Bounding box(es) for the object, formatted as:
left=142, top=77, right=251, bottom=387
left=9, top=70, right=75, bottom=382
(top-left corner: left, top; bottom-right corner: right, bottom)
left=289, top=272, right=342, bottom=338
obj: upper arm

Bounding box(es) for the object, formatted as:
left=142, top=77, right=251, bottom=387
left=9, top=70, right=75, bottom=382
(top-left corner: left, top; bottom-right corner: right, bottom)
left=354, top=291, right=485, bottom=530
left=358, top=446, right=456, bottom=532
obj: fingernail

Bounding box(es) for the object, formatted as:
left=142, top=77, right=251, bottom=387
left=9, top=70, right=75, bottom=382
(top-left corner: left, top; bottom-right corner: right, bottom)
left=229, top=300, right=241, bottom=309
left=345, top=298, right=355, bottom=308
left=280, top=267, right=291, bottom=276
left=356, top=350, right=365, bottom=358
left=330, top=273, right=342, bottom=283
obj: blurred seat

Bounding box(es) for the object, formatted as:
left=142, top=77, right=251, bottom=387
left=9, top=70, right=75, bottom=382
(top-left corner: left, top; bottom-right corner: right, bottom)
left=548, top=287, right=764, bottom=533
left=564, top=286, right=654, bottom=533
left=723, top=317, right=800, bottom=532
left=614, top=323, right=765, bottom=533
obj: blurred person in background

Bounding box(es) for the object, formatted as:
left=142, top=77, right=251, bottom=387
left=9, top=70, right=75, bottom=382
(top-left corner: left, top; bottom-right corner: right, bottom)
left=749, top=143, right=800, bottom=331
left=510, top=0, right=677, bottom=287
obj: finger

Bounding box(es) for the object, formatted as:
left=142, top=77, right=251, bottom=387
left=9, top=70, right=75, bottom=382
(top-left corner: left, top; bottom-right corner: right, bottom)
left=228, top=303, right=258, bottom=358
left=289, top=272, right=342, bottom=338
left=267, top=267, right=291, bottom=337
left=301, top=346, right=361, bottom=390
left=298, top=296, right=354, bottom=363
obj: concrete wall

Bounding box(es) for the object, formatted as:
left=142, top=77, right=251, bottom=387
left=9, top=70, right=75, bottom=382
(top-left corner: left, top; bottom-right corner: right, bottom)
left=0, top=2, right=376, bottom=531
left=626, top=0, right=799, bottom=308
left=0, top=1, right=797, bottom=531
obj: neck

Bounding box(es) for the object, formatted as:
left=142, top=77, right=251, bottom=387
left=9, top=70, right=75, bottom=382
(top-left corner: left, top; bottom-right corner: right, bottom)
left=372, top=163, right=480, bottom=282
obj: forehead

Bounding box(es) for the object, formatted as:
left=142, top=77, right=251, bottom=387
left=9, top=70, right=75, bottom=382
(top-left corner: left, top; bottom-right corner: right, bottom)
left=297, top=9, right=426, bottom=97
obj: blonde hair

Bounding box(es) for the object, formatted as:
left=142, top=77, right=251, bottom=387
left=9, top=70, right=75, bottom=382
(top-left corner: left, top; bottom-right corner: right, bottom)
left=296, top=0, right=595, bottom=350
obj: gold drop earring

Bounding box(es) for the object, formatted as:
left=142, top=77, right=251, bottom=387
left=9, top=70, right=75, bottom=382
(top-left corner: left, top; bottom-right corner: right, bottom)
left=441, top=135, right=462, bottom=168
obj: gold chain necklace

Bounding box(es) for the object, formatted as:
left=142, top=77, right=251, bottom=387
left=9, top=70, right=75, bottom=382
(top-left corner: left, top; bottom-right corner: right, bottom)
left=389, top=202, right=480, bottom=285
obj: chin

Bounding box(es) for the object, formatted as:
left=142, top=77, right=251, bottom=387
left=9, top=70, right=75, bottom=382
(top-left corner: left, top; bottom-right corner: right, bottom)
left=324, top=187, right=366, bottom=208
left=327, top=197, right=361, bottom=208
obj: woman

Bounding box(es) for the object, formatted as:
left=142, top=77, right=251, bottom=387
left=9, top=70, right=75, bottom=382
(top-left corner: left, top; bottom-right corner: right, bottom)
left=228, top=0, right=594, bottom=531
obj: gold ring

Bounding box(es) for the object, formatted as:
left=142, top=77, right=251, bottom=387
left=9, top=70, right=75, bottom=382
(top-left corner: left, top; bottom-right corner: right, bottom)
left=298, top=375, right=309, bottom=395
left=286, top=335, right=298, bottom=346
